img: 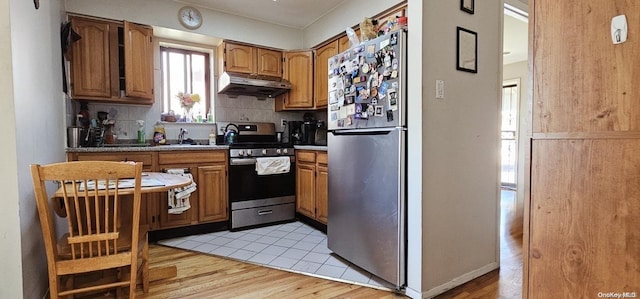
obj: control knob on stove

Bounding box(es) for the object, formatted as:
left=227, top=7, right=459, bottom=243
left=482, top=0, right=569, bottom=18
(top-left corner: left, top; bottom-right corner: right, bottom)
left=262, top=149, right=267, bottom=155
left=282, top=148, right=288, bottom=154
left=276, top=149, right=281, bottom=155
left=246, top=149, right=253, bottom=156
left=238, top=150, right=245, bottom=157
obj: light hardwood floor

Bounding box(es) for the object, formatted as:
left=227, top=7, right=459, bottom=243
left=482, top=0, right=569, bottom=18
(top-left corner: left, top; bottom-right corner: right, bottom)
left=132, top=190, right=522, bottom=298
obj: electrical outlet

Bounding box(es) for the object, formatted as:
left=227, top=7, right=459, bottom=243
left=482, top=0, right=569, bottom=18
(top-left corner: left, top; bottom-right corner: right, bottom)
left=281, top=119, right=287, bottom=127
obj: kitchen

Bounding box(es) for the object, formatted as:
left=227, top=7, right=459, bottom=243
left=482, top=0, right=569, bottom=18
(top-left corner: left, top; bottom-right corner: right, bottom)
left=2, top=1, right=503, bottom=298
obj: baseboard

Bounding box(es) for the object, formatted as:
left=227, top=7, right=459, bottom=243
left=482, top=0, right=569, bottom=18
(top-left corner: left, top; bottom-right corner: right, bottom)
left=406, top=262, right=499, bottom=299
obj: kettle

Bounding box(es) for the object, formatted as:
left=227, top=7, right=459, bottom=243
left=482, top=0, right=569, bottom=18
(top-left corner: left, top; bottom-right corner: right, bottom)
left=224, top=123, right=239, bottom=144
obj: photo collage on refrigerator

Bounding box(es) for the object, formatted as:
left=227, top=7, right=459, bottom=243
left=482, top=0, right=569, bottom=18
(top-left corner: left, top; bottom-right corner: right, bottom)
left=328, top=31, right=401, bottom=128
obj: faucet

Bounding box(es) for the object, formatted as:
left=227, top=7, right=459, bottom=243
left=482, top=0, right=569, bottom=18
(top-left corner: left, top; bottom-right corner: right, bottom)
left=178, top=128, right=188, bottom=144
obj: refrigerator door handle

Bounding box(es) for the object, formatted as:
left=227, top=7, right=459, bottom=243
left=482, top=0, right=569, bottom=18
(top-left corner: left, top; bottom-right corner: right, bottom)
left=330, top=127, right=403, bottom=136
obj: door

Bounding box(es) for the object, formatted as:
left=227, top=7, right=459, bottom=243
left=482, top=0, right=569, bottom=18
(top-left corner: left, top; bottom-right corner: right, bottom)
left=314, top=40, right=338, bottom=108
left=224, top=43, right=255, bottom=74
left=327, top=127, right=406, bottom=287
left=501, top=80, right=519, bottom=188
left=124, top=21, right=154, bottom=100
left=256, top=48, right=282, bottom=77
left=295, top=162, right=316, bottom=218
left=198, top=165, right=228, bottom=223
left=70, top=17, right=111, bottom=98
left=282, top=50, right=314, bottom=109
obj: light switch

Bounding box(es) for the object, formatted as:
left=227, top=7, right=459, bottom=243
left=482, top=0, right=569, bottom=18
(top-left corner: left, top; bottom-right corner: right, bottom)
left=436, top=80, right=445, bottom=99
left=611, top=15, right=628, bottom=44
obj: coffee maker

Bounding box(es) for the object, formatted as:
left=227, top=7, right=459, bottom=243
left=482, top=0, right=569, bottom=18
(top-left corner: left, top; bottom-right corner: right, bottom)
left=301, top=120, right=317, bottom=145
left=288, top=121, right=304, bottom=144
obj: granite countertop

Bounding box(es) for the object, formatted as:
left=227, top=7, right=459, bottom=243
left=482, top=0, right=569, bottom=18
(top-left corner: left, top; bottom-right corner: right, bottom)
left=67, top=144, right=229, bottom=153
left=68, top=144, right=325, bottom=153
left=294, top=145, right=327, bottom=151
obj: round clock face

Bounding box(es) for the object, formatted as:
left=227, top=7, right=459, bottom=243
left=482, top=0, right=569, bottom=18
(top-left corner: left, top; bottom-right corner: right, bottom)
left=178, top=6, right=202, bottom=30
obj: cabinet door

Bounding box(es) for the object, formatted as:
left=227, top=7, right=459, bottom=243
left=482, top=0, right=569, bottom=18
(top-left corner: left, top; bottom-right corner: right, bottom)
left=70, top=18, right=111, bottom=98
left=224, top=43, right=255, bottom=74
left=296, top=162, right=316, bottom=218
left=124, top=21, right=154, bottom=101
left=198, top=165, right=229, bottom=223
left=338, top=28, right=360, bottom=52
left=314, top=40, right=338, bottom=109
left=316, top=164, right=328, bottom=224
left=257, top=48, right=282, bottom=78
left=282, top=50, right=314, bottom=109
left=159, top=166, right=198, bottom=229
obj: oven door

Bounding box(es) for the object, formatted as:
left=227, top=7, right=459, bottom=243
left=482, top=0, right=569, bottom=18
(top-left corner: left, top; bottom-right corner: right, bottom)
left=228, top=157, right=296, bottom=202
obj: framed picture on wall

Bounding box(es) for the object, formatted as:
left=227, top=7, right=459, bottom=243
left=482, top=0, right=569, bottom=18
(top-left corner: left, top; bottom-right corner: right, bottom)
left=456, top=27, right=477, bottom=73
left=461, top=0, right=474, bottom=14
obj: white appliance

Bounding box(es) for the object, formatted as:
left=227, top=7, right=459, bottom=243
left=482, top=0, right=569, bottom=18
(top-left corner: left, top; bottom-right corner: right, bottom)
left=326, top=30, right=407, bottom=288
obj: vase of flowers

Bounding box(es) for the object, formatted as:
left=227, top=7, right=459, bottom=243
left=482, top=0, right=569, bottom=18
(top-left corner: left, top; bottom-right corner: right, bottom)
left=176, top=92, right=200, bottom=122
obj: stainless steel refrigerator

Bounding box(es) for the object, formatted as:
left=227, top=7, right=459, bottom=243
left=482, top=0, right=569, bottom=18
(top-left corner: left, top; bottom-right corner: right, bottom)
left=327, top=30, right=406, bottom=288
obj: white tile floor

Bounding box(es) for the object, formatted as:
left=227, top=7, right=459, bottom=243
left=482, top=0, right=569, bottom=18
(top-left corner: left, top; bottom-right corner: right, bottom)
left=158, top=221, right=393, bottom=289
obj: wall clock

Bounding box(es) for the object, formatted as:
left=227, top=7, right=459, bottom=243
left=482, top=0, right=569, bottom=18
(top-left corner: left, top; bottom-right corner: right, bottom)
left=178, top=6, right=203, bottom=30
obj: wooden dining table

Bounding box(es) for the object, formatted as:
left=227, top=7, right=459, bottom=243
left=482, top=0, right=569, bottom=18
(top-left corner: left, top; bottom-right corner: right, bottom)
left=52, top=172, right=193, bottom=283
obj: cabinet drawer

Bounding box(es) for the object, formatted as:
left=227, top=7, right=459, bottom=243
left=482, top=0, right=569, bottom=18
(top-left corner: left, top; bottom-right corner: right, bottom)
left=317, top=152, right=328, bottom=165
left=74, top=153, right=154, bottom=170
left=158, top=150, right=226, bottom=165
left=296, top=151, right=316, bottom=163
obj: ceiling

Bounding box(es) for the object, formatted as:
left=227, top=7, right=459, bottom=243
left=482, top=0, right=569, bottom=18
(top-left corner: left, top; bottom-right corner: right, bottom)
left=503, top=13, right=528, bottom=64
left=171, top=0, right=529, bottom=64
left=177, top=0, right=347, bottom=29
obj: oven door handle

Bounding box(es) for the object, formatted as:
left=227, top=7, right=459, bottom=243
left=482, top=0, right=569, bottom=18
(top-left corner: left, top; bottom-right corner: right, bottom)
left=230, top=158, right=257, bottom=165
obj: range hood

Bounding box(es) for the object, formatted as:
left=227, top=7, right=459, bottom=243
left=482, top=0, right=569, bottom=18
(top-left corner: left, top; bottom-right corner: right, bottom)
left=218, top=72, right=291, bottom=99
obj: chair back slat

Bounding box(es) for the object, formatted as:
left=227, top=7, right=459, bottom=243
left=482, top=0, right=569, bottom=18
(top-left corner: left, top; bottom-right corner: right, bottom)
left=30, top=160, right=145, bottom=298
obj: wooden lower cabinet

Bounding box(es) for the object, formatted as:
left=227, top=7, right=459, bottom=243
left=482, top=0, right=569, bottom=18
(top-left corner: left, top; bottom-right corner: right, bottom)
left=67, top=150, right=228, bottom=231
left=157, top=151, right=228, bottom=229
left=197, top=165, right=228, bottom=223
left=295, top=150, right=328, bottom=224
left=157, top=164, right=199, bottom=229
left=316, top=153, right=328, bottom=224
left=67, top=151, right=158, bottom=228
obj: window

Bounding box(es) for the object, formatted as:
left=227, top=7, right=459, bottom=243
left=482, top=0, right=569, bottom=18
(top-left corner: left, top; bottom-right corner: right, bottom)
left=160, top=46, right=210, bottom=118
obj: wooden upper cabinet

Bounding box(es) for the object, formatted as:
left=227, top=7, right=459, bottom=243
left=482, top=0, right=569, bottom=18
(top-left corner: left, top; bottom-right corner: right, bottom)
left=124, top=21, right=154, bottom=100
left=219, top=41, right=283, bottom=77
left=281, top=50, right=314, bottom=109
left=70, top=17, right=112, bottom=98
left=222, top=42, right=255, bottom=74
left=314, top=40, right=338, bottom=109
left=338, top=28, right=361, bottom=52
left=256, top=48, right=282, bottom=77
left=69, top=16, right=154, bottom=104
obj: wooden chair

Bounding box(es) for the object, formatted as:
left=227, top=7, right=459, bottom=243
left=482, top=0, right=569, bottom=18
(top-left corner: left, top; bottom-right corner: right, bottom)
left=30, top=161, right=149, bottom=298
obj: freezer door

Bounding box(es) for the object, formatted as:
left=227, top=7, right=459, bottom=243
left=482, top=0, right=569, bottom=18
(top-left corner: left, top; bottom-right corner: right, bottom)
left=327, top=30, right=406, bottom=131
left=327, top=128, right=406, bottom=287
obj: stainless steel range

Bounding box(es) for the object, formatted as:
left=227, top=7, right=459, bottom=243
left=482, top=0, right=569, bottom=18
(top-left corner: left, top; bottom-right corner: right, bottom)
left=217, top=122, right=296, bottom=230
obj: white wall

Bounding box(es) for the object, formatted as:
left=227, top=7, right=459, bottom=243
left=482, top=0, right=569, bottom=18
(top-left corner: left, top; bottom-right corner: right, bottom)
left=64, top=0, right=302, bottom=50
left=5, top=0, right=66, bottom=298
left=0, top=0, right=23, bottom=297
left=418, top=0, right=502, bottom=297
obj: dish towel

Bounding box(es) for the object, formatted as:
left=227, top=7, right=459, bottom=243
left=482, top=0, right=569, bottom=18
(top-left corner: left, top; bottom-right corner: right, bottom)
left=255, top=157, right=291, bottom=175
left=166, top=169, right=197, bottom=214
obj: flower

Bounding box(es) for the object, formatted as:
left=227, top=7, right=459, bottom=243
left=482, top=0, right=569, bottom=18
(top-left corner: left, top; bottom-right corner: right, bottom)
left=176, top=92, right=200, bottom=110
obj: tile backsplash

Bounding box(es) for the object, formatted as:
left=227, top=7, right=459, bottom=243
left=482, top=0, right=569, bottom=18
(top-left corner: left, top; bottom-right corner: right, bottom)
left=67, top=93, right=326, bottom=142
